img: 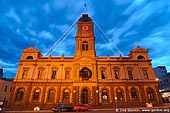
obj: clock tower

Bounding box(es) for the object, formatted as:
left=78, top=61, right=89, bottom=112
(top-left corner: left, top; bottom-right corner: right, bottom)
left=74, top=13, right=96, bottom=59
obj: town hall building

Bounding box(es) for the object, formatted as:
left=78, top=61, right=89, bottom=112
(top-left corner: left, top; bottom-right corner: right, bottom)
left=8, top=13, right=162, bottom=108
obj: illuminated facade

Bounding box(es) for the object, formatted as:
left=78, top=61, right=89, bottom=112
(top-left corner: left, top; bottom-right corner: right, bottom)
left=8, top=14, right=162, bottom=108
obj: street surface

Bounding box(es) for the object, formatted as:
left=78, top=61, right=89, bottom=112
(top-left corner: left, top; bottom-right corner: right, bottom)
left=2, top=108, right=170, bottom=113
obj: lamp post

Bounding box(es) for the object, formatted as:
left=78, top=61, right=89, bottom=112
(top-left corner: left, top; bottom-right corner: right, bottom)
left=115, top=96, right=118, bottom=111
left=96, top=89, right=99, bottom=106
left=73, top=90, right=76, bottom=105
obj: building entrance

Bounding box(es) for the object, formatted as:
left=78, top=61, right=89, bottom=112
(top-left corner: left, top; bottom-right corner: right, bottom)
left=81, top=89, right=88, bottom=104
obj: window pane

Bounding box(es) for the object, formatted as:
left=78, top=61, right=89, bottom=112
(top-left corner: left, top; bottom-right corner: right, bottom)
left=117, top=90, right=123, bottom=101
left=51, top=71, right=56, bottom=79
left=143, top=70, right=148, bottom=79
left=33, top=89, right=40, bottom=100
left=48, top=90, right=55, bottom=102
left=102, top=90, right=108, bottom=100
left=16, top=89, right=24, bottom=101
left=131, top=89, right=138, bottom=100
left=65, top=70, right=69, bottom=79
left=101, top=70, right=106, bottom=79
left=148, top=88, right=154, bottom=100
left=22, top=69, right=29, bottom=79
left=114, top=70, right=119, bottom=79
left=38, top=69, right=44, bottom=79
left=128, top=70, right=133, bottom=79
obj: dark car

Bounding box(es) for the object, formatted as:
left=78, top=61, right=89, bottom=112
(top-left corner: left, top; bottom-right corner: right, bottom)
left=73, top=104, right=90, bottom=112
left=51, top=104, right=73, bottom=112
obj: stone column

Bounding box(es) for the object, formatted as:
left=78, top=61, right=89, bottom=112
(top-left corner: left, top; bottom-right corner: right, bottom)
left=125, top=86, right=130, bottom=103
left=109, top=87, right=112, bottom=103
left=139, top=84, right=147, bottom=103
left=72, top=86, right=76, bottom=105
left=24, top=83, right=32, bottom=107
left=46, top=64, right=50, bottom=80
left=31, top=64, right=37, bottom=79
left=121, top=64, right=126, bottom=79
left=56, top=86, right=60, bottom=104
left=41, top=86, right=46, bottom=107
left=95, top=86, right=99, bottom=105
left=78, top=87, right=81, bottom=103
left=76, top=86, right=79, bottom=104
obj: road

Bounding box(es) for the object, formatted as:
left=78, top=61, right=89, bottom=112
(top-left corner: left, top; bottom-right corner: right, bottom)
left=2, top=108, right=170, bottom=113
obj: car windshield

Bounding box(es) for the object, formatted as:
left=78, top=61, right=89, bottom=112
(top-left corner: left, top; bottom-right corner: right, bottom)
left=58, top=104, right=67, bottom=107
left=76, top=104, right=84, bottom=106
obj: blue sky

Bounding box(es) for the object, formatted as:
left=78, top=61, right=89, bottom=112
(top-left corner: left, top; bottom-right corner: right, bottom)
left=0, top=0, right=170, bottom=78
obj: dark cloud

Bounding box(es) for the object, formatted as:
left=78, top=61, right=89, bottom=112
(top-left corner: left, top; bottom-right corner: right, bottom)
left=0, top=0, right=170, bottom=78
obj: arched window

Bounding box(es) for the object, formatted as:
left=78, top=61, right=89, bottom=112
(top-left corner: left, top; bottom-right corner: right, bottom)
left=63, top=89, right=69, bottom=100
left=102, top=89, right=108, bottom=101
left=47, top=89, right=55, bottom=102
left=15, top=88, right=24, bottom=101
left=137, top=56, right=145, bottom=60
left=131, top=88, right=138, bottom=101
left=33, top=89, right=40, bottom=100
left=26, top=56, right=33, bottom=59
left=116, top=89, right=123, bottom=101
left=79, top=67, right=92, bottom=81
left=147, top=88, right=155, bottom=101
left=82, top=41, right=88, bottom=51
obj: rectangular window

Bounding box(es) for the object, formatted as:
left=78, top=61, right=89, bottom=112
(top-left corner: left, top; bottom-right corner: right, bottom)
left=38, top=69, right=44, bottom=79
left=51, top=70, right=56, bottom=79
left=22, top=69, right=29, bottom=79
left=143, top=70, right=148, bottom=79
left=85, top=44, right=88, bottom=50
left=82, top=45, right=85, bottom=50
left=128, top=69, right=133, bottom=79
left=10, top=87, right=12, bottom=92
left=114, top=70, right=119, bottom=79
left=101, top=70, right=106, bottom=79
left=65, top=70, right=70, bottom=79
left=4, top=86, right=7, bottom=92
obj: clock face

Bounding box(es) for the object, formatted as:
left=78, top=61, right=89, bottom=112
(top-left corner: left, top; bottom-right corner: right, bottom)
left=82, top=26, right=89, bottom=31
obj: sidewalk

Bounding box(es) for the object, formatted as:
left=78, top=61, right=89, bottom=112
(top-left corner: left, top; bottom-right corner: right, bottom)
left=2, top=104, right=170, bottom=112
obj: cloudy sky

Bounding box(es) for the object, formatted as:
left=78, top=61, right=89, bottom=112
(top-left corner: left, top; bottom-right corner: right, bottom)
left=0, top=0, right=170, bottom=78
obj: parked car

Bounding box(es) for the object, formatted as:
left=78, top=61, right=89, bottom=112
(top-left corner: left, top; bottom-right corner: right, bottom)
left=51, top=104, right=73, bottom=112
left=73, top=104, right=90, bottom=112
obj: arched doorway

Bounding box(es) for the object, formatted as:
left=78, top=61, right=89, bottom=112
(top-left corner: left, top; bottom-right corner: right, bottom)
left=81, top=89, right=88, bottom=104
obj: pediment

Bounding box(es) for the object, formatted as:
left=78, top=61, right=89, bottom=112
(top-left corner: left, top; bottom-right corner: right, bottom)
left=22, top=46, right=40, bottom=53
left=134, top=46, right=148, bottom=52
left=74, top=56, right=96, bottom=61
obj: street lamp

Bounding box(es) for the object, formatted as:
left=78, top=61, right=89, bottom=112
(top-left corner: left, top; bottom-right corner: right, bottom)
left=115, top=96, right=118, bottom=111
left=73, top=90, right=76, bottom=104
left=96, top=89, right=99, bottom=93
left=155, top=78, right=159, bottom=81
